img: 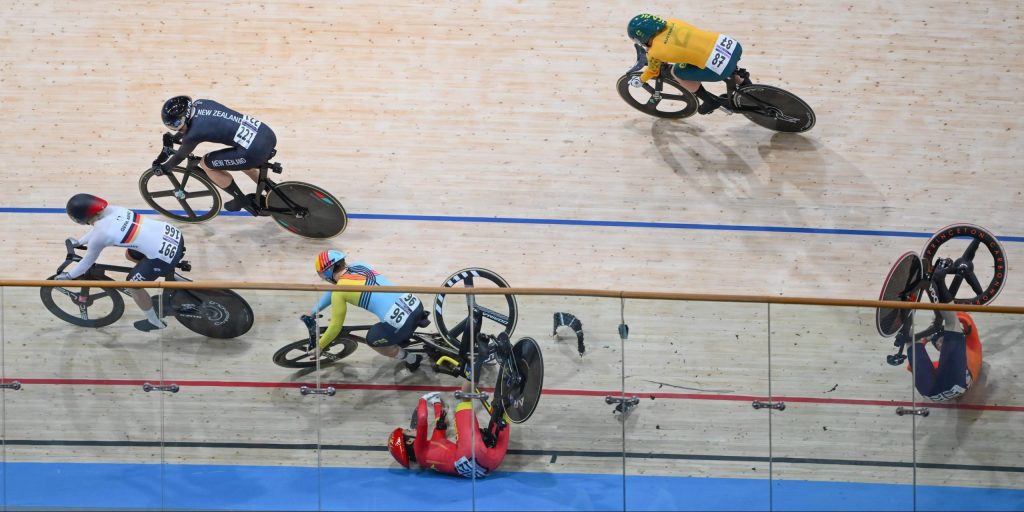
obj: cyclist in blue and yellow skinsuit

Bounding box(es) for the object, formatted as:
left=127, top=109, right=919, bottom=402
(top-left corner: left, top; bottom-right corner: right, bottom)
left=626, top=14, right=751, bottom=115
left=311, top=250, right=427, bottom=371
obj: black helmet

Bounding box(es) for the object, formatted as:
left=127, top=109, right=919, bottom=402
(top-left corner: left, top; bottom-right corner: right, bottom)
left=66, top=193, right=108, bottom=225
left=161, top=95, right=193, bottom=130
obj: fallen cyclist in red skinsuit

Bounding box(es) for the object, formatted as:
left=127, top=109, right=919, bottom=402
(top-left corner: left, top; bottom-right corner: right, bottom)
left=387, top=380, right=509, bottom=478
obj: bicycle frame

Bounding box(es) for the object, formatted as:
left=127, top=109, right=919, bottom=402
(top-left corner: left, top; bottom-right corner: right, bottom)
left=252, top=163, right=309, bottom=217
left=55, top=241, right=192, bottom=301
left=627, top=43, right=801, bottom=123
left=887, top=274, right=947, bottom=365
left=310, top=316, right=509, bottom=417
left=724, top=80, right=803, bottom=123
left=170, top=148, right=307, bottom=218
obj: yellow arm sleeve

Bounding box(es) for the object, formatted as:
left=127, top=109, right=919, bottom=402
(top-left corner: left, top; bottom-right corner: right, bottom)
left=639, top=55, right=663, bottom=83
left=317, top=292, right=348, bottom=350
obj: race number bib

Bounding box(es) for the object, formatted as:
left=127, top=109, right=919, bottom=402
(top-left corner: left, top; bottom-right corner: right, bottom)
left=233, top=115, right=262, bottom=149
left=384, top=293, right=420, bottom=329
left=454, top=456, right=488, bottom=478
left=157, top=224, right=182, bottom=263
left=704, top=34, right=737, bottom=75
left=927, top=384, right=967, bottom=402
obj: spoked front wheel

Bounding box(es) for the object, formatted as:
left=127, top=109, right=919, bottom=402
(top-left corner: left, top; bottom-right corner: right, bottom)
left=264, top=182, right=348, bottom=239
left=494, top=336, right=544, bottom=424
left=732, top=85, right=816, bottom=133
left=433, top=268, right=518, bottom=348
left=40, top=276, right=125, bottom=328
left=617, top=72, right=698, bottom=119
left=165, top=288, right=254, bottom=339
left=138, top=167, right=223, bottom=223
left=272, top=335, right=361, bottom=368
left=920, top=224, right=1008, bottom=305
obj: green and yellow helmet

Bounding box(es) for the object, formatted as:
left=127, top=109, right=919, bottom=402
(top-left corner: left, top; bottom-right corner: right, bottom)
left=627, top=14, right=667, bottom=46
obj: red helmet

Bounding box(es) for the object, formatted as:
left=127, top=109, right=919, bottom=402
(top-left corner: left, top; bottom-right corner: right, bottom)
left=66, top=194, right=108, bottom=225
left=388, top=427, right=412, bottom=468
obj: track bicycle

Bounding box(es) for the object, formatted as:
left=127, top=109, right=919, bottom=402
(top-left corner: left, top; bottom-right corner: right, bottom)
left=139, top=135, right=348, bottom=239
left=617, top=43, right=816, bottom=133
left=40, top=240, right=254, bottom=338
left=877, top=223, right=1008, bottom=365
left=272, top=267, right=543, bottom=423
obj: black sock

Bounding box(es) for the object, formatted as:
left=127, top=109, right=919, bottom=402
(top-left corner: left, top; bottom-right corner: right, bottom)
left=695, top=85, right=719, bottom=105
left=221, top=180, right=244, bottom=199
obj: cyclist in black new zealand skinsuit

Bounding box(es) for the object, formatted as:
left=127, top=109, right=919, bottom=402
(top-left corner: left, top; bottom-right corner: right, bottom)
left=156, top=96, right=277, bottom=214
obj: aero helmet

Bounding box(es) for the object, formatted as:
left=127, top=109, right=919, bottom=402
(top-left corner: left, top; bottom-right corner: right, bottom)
left=314, top=249, right=347, bottom=282
left=66, top=194, right=108, bottom=225
left=627, top=14, right=668, bottom=46
left=388, top=427, right=412, bottom=468
left=161, top=95, right=193, bottom=130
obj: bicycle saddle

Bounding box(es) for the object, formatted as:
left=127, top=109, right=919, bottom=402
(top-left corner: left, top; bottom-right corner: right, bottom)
left=417, top=310, right=431, bottom=329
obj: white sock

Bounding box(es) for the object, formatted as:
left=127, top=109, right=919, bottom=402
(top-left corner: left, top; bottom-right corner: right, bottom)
left=144, top=308, right=164, bottom=328
left=397, top=348, right=418, bottom=363
left=939, top=310, right=962, bottom=333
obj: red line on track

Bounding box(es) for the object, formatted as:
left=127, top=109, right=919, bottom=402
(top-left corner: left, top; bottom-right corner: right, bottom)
left=5, top=378, right=1022, bottom=412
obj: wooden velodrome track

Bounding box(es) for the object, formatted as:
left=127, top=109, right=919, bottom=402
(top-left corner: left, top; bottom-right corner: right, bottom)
left=0, top=0, right=1022, bottom=506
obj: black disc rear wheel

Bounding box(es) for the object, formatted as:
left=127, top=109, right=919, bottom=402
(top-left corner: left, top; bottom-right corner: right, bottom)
left=272, top=335, right=361, bottom=368
left=264, top=182, right=348, bottom=239
left=40, top=276, right=125, bottom=328
left=495, top=337, right=544, bottom=424
left=617, top=72, right=698, bottom=119
left=732, top=84, right=816, bottom=133
left=139, top=167, right=223, bottom=223
left=167, top=288, right=254, bottom=339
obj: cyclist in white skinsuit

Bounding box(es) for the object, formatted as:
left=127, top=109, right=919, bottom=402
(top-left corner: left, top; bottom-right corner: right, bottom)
left=58, top=194, right=185, bottom=332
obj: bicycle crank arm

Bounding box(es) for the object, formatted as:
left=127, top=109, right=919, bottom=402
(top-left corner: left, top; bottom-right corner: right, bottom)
left=259, top=205, right=310, bottom=218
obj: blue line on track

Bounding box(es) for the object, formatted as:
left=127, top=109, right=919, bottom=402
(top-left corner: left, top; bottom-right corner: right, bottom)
left=3, top=207, right=1022, bottom=242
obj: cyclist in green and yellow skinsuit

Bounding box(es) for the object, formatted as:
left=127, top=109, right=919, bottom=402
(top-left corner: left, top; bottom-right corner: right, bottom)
left=626, top=14, right=751, bottom=115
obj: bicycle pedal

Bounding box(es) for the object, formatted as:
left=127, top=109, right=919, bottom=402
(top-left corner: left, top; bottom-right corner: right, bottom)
left=434, top=360, right=456, bottom=372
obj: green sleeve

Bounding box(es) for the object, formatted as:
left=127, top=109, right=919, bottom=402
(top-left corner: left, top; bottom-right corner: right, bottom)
left=317, top=291, right=348, bottom=350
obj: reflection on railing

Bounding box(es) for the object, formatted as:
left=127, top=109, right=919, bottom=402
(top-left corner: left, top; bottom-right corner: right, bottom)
left=2, top=278, right=1022, bottom=510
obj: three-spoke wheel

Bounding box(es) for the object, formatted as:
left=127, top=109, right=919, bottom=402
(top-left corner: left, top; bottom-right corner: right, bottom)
left=138, top=166, right=222, bottom=223
left=920, top=223, right=1008, bottom=305
left=40, top=274, right=125, bottom=328
left=433, top=268, right=519, bottom=347
left=617, top=72, right=698, bottom=119
left=273, top=333, right=361, bottom=368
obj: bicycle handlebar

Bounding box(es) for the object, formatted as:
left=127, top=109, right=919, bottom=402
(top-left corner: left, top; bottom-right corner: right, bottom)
left=301, top=314, right=320, bottom=350
left=626, top=43, right=648, bottom=75
left=55, top=239, right=84, bottom=273
left=154, top=132, right=199, bottom=167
